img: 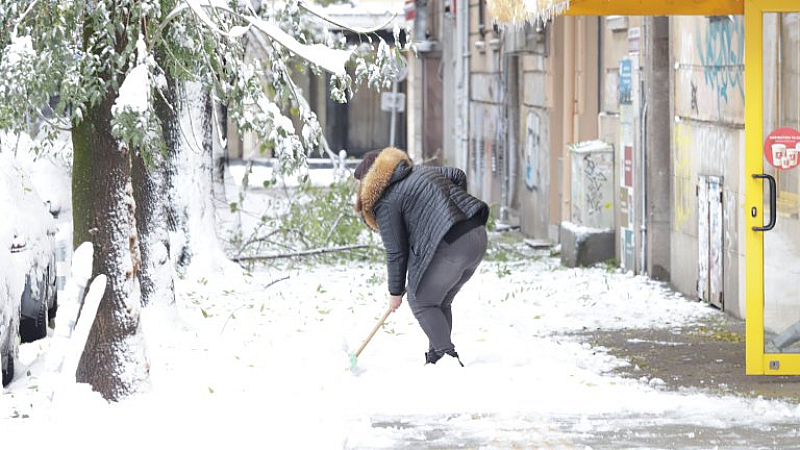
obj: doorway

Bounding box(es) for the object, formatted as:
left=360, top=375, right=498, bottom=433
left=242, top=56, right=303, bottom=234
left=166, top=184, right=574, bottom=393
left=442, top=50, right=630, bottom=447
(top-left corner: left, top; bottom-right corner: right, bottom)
left=746, top=1, right=800, bottom=374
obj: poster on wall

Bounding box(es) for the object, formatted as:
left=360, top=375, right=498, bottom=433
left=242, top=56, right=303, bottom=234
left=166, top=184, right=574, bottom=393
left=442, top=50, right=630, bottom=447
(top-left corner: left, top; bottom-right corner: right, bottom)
left=623, top=145, right=633, bottom=188
left=627, top=27, right=641, bottom=53
left=619, top=59, right=633, bottom=105
left=619, top=187, right=629, bottom=223
left=764, top=127, right=800, bottom=170
left=618, top=56, right=636, bottom=272
left=621, top=227, right=634, bottom=270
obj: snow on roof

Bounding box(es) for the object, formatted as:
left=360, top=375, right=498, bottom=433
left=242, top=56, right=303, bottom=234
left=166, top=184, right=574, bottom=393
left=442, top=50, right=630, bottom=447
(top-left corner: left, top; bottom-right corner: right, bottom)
left=319, top=0, right=404, bottom=31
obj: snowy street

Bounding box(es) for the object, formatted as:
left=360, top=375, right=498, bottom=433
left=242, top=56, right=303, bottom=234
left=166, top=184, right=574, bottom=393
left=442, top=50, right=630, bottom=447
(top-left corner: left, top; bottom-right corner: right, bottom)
left=4, top=223, right=800, bottom=448
left=5, top=0, right=800, bottom=447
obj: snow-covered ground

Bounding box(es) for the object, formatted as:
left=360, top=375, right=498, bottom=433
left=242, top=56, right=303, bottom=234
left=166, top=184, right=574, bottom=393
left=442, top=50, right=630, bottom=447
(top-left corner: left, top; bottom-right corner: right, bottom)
left=3, top=161, right=800, bottom=449
left=4, top=232, right=800, bottom=448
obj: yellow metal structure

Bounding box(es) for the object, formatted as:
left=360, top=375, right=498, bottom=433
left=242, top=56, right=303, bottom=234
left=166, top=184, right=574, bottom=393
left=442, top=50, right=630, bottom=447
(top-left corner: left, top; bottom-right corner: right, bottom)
left=565, top=0, right=743, bottom=16
left=744, top=0, right=800, bottom=375
left=745, top=0, right=764, bottom=375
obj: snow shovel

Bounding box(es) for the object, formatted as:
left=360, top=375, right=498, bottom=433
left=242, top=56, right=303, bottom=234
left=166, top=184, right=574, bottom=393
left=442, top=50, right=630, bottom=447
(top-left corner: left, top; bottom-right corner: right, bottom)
left=349, top=307, right=393, bottom=371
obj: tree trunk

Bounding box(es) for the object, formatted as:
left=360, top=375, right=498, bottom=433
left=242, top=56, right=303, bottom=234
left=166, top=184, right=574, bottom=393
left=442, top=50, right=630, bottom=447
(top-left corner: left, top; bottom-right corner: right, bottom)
left=212, top=102, right=228, bottom=205
left=131, top=145, right=175, bottom=308
left=169, top=81, right=226, bottom=273
left=72, top=91, right=149, bottom=401
left=131, top=48, right=179, bottom=307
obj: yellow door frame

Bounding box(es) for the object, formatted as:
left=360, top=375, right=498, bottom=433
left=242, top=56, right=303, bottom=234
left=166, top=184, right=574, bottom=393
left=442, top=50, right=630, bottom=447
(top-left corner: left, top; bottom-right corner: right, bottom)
left=744, top=0, right=800, bottom=375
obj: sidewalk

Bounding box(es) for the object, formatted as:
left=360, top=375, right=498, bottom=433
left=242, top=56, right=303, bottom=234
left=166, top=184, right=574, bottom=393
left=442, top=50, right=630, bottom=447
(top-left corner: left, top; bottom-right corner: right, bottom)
left=580, top=307, right=800, bottom=402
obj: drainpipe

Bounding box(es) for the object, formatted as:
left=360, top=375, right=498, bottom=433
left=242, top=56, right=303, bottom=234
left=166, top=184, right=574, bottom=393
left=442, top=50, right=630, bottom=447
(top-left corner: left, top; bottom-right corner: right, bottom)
left=500, top=43, right=510, bottom=223
left=508, top=54, right=517, bottom=215
left=457, top=0, right=470, bottom=171
left=389, top=76, right=399, bottom=148
left=639, top=19, right=649, bottom=276
left=562, top=17, right=576, bottom=223
left=640, top=98, right=648, bottom=275
left=502, top=49, right=519, bottom=224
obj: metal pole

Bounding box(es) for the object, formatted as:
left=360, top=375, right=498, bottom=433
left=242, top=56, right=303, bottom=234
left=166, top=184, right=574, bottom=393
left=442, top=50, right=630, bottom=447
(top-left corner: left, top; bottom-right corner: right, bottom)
left=389, top=77, right=398, bottom=148
left=640, top=20, right=649, bottom=276
left=459, top=0, right=470, bottom=171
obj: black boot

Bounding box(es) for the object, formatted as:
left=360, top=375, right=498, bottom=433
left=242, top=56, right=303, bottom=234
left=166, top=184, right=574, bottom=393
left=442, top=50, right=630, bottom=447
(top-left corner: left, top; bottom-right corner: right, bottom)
left=425, top=349, right=465, bottom=366
left=425, top=350, right=444, bottom=365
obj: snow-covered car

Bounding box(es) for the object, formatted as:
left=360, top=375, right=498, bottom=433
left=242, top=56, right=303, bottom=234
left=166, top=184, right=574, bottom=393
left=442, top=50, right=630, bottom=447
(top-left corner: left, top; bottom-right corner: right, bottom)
left=1, top=153, right=58, bottom=386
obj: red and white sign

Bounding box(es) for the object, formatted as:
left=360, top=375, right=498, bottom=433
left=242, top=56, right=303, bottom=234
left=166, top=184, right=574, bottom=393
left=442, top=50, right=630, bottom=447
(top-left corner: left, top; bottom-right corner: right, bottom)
left=623, top=145, right=633, bottom=187
left=404, top=0, right=416, bottom=22
left=764, top=127, right=800, bottom=170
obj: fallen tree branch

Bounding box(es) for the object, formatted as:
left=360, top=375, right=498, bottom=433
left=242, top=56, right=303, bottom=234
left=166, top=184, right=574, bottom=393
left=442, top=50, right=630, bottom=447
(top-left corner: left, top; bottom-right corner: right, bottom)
left=233, top=244, right=370, bottom=262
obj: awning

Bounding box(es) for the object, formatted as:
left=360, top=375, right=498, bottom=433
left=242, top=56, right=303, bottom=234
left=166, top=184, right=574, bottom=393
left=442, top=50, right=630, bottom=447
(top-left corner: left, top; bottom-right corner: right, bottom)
left=565, top=0, right=743, bottom=16
left=489, top=0, right=744, bottom=25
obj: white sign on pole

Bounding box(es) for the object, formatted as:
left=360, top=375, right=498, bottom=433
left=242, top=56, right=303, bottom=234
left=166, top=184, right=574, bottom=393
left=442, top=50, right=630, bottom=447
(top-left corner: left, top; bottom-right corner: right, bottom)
left=381, top=92, right=406, bottom=112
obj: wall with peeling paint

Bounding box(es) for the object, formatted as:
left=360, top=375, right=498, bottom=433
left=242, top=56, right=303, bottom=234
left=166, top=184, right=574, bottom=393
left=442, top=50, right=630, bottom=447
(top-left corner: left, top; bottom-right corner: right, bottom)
left=518, top=50, right=552, bottom=238
left=467, top=3, right=505, bottom=210
left=463, top=13, right=598, bottom=241
left=671, top=16, right=745, bottom=317
left=598, top=16, right=644, bottom=273
left=454, top=7, right=797, bottom=327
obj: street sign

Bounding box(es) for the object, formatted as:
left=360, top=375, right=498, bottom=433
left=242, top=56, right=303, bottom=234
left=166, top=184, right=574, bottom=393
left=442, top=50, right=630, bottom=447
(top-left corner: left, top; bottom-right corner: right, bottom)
left=381, top=92, right=406, bottom=112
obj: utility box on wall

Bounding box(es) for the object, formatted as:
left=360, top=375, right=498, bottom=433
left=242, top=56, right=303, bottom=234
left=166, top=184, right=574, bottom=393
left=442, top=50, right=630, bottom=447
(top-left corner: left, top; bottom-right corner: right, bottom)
left=569, top=140, right=615, bottom=229
left=561, top=140, right=616, bottom=268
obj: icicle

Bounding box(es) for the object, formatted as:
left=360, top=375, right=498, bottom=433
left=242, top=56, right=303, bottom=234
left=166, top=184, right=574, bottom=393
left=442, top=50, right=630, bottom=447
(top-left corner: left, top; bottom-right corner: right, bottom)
left=487, top=0, right=571, bottom=26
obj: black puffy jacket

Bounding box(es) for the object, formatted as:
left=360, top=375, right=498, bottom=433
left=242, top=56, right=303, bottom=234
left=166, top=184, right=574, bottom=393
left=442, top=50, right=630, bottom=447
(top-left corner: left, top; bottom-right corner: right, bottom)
left=356, top=148, right=488, bottom=296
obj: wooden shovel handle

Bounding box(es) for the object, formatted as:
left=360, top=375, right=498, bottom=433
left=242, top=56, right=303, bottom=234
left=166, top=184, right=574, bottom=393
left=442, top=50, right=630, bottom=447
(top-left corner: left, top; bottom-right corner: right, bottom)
left=354, top=307, right=393, bottom=357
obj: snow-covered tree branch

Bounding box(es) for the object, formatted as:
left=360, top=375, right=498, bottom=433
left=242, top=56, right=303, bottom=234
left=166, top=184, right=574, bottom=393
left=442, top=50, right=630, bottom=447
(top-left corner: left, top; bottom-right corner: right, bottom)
left=0, top=0, right=410, bottom=401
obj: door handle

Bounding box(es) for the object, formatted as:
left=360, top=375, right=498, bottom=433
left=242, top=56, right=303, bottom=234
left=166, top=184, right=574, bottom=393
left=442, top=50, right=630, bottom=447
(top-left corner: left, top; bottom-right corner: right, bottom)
left=752, top=173, right=777, bottom=231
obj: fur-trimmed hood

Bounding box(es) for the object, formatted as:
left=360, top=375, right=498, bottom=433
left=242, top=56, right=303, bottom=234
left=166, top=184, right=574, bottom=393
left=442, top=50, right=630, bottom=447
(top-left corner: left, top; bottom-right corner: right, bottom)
left=355, top=147, right=413, bottom=230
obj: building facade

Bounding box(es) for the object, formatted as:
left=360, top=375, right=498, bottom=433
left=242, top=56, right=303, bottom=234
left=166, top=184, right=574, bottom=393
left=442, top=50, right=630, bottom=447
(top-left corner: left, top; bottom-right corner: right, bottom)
left=406, top=3, right=762, bottom=322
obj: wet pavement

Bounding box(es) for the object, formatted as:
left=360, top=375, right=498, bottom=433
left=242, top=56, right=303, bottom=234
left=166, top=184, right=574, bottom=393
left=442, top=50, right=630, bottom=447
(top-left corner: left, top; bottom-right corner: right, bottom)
left=582, top=312, right=800, bottom=402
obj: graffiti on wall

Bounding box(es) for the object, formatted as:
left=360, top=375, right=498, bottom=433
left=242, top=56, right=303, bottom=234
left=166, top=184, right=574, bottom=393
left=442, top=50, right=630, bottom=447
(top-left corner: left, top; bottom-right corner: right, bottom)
left=582, top=155, right=608, bottom=217
left=470, top=103, right=504, bottom=199
left=696, top=16, right=745, bottom=114
left=572, top=151, right=613, bottom=229
left=672, top=124, right=693, bottom=233
left=525, top=110, right=542, bottom=191
left=673, top=122, right=741, bottom=264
